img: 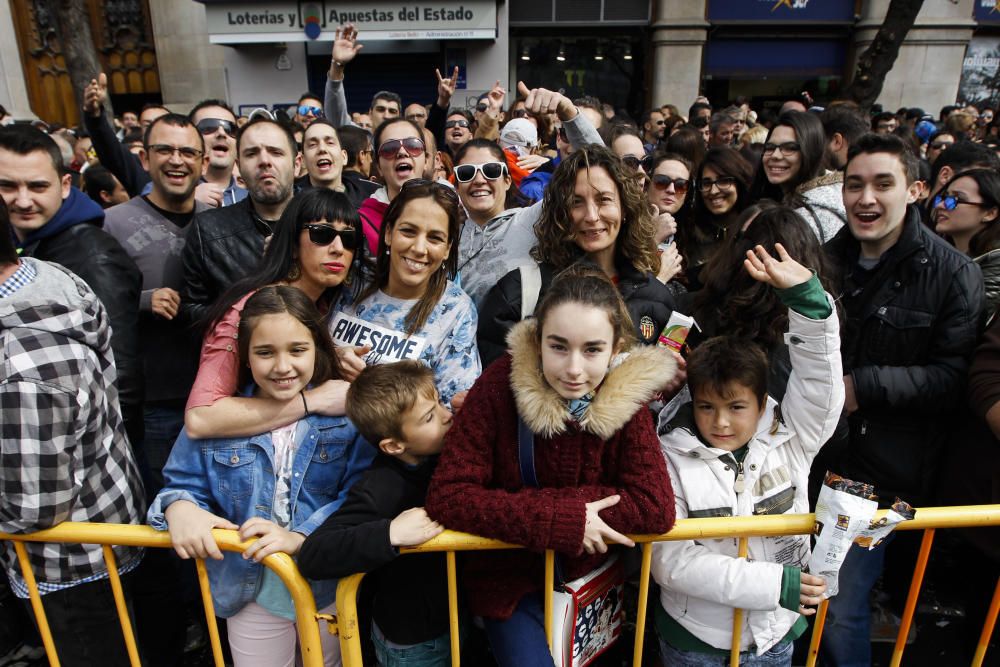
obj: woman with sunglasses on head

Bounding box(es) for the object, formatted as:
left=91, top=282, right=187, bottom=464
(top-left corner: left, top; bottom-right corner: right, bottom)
left=334, top=180, right=481, bottom=406
left=750, top=111, right=846, bottom=243
left=185, top=189, right=367, bottom=439
left=358, top=118, right=428, bottom=257
left=932, top=168, right=1000, bottom=318
left=454, top=84, right=603, bottom=309
left=477, top=144, right=680, bottom=367
left=680, top=146, right=754, bottom=288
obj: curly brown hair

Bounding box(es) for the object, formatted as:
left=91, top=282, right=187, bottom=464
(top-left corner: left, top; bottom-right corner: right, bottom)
left=531, top=144, right=659, bottom=274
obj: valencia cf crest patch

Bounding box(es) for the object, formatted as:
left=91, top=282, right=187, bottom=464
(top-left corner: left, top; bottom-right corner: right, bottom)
left=639, top=315, right=656, bottom=342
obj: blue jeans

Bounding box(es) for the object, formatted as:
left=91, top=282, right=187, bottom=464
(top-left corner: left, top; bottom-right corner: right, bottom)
left=141, top=406, right=186, bottom=495
left=483, top=593, right=554, bottom=667
left=371, top=622, right=453, bottom=667
left=819, top=536, right=893, bottom=667
left=658, top=636, right=793, bottom=666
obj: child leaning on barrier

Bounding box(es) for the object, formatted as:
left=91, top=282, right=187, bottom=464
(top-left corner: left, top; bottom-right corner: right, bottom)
left=651, top=244, right=844, bottom=666
left=298, top=361, right=456, bottom=667
left=147, top=286, right=375, bottom=667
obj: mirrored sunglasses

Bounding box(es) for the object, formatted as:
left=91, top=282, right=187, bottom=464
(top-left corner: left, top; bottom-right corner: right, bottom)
left=298, top=105, right=324, bottom=117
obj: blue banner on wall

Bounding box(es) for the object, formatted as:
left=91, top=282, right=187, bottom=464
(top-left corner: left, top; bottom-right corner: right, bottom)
left=974, top=0, right=1000, bottom=24
left=705, top=39, right=846, bottom=77
left=708, top=0, right=855, bottom=23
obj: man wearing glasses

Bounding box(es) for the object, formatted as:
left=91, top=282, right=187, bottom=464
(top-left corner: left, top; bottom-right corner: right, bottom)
left=641, top=109, right=666, bottom=154
left=189, top=100, right=248, bottom=207
left=294, top=93, right=325, bottom=128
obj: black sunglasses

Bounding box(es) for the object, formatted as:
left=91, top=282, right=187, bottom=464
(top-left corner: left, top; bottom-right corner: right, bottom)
left=763, top=142, right=802, bottom=155
left=196, top=118, right=236, bottom=138
left=305, top=223, right=358, bottom=250
left=445, top=119, right=471, bottom=129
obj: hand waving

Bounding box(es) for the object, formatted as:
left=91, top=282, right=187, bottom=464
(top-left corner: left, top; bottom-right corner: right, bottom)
left=331, top=24, right=363, bottom=65
left=743, top=243, right=813, bottom=290
left=435, top=66, right=460, bottom=106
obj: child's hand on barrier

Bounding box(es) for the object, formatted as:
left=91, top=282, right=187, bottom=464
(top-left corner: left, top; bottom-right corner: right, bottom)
left=743, top=243, right=812, bottom=290
left=582, top=495, right=635, bottom=555
left=239, top=518, right=306, bottom=562
left=389, top=507, right=444, bottom=547
left=798, top=572, right=827, bottom=615
left=164, top=500, right=239, bottom=561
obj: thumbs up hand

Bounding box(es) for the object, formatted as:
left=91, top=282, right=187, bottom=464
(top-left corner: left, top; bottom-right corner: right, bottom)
left=84, top=72, right=108, bottom=117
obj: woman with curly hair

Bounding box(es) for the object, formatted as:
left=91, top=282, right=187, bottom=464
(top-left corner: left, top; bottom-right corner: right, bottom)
left=477, top=144, right=679, bottom=366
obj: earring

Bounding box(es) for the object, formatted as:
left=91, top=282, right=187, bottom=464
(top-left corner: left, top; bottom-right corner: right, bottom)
left=386, top=247, right=391, bottom=255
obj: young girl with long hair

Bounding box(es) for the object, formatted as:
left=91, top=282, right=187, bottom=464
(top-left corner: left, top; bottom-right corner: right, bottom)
left=149, top=286, right=375, bottom=667
left=426, top=266, right=676, bottom=666
left=332, top=179, right=481, bottom=405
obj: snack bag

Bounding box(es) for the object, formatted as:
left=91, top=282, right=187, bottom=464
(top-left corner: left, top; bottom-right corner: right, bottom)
left=853, top=499, right=915, bottom=550
left=807, top=472, right=878, bottom=598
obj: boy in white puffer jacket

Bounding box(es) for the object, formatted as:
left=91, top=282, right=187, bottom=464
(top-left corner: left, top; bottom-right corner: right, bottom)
left=651, top=243, right=845, bottom=665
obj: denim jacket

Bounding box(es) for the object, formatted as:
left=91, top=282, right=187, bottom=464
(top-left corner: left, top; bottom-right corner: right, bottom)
left=148, top=415, right=374, bottom=618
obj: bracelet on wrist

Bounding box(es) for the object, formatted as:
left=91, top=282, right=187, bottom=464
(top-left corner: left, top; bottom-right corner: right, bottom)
left=300, top=391, right=310, bottom=416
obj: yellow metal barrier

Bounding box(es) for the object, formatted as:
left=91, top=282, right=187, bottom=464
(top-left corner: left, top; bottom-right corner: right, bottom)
left=319, top=504, right=1000, bottom=667
left=0, top=523, right=332, bottom=667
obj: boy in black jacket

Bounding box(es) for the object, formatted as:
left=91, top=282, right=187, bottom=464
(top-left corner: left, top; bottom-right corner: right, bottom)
left=298, top=361, right=455, bottom=665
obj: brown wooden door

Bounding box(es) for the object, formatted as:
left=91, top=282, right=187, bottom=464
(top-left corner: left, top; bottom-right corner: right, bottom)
left=10, top=0, right=160, bottom=127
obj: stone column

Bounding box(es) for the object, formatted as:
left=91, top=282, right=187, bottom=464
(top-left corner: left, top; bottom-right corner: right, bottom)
left=852, top=0, right=974, bottom=114
left=650, top=0, right=709, bottom=110
left=0, top=4, right=32, bottom=118
left=147, top=0, right=229, bottom=113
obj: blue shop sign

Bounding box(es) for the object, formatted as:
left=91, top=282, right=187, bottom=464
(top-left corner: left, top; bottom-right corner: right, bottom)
left=705, top=39, right=847, bottom=77
left=708, top=0, right=855, bottom=23
left=974, top=0, right=1000, bottom=24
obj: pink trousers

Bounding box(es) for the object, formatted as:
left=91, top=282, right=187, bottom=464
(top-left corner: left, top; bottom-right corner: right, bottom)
left=227, top=601, right=341, bottom=667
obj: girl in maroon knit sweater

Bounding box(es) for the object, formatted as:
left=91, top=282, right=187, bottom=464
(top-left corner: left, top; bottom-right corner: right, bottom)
left=426, top=267, right=677, bottom=666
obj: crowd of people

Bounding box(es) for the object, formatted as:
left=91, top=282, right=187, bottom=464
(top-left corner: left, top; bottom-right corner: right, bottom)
left=2, top=22, right=1000, bottom=667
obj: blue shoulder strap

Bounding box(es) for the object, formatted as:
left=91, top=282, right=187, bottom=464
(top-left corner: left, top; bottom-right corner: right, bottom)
left=517, top=417, right=539, bottom=488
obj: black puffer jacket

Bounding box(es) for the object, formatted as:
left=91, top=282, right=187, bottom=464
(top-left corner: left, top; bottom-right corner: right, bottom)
left=18, top=188, right=144, bottom=445
left=181, top=198, right=271, bottom=326
left=477, top=260, right=678, bottom=367
left=826, top=205, right=984, bottom=503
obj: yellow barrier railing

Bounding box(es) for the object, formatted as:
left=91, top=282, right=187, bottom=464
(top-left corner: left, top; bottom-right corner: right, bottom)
left=327, top=504, right=999, bottom=667
left=0, top=523, right=332, bottom=667
left=3, top=505, right=998, bottom=667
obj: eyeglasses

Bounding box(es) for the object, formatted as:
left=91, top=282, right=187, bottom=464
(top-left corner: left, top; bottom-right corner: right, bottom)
left=377, top=137, right=426, bottom=160
left=929, top=141, right=953, bottom=150
left=298, top=105, right=323, bottom=118
left=476, top=103, right=488, bottom=113
left=196, top=118, right=236, bottom=137
left=445, top=119, right=471, bottom=130
left=373, top=105, right=400, bottom=116
left=510, top=109, right=528, bottom=119
left=650, top=175, right=689, bottom=194
left=763, top=142, right=802, bottom=156
left=148, top=144, right=203, bottom=160
left=454, top=161, right=508, bottom=182
left=698, top=176, right=737, bottom=193
left=933, top=194, right=992, bottom=211
left=305, top=223, right=358, bottom=250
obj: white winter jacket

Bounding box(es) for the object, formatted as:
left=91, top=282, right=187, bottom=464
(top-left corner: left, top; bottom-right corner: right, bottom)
left=651, top=303, right=844, bottom=655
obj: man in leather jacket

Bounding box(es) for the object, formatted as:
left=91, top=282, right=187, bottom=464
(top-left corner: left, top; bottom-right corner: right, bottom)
left=181, top=117, right=299, bottom=326
left=0, top=125, right=144, bottom=446
left=820, top=134, right=983, bottom=667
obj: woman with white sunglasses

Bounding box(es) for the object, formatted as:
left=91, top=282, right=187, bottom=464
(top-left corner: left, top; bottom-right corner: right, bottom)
left=453, top=83, right=601, bottom=309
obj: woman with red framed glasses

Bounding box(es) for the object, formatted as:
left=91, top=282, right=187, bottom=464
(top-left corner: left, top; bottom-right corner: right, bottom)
left=358, top=118, right=428, bottom=256
left=184, top=189, right=367, bottom=440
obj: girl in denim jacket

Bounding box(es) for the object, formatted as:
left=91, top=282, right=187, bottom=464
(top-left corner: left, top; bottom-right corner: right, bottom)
left=149, top=286, right=375, bottom=667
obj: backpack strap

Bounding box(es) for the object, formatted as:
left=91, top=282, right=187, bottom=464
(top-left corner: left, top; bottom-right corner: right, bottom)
left=518, top=263, right=542, bottom=321
left=517, top=417, right=539, bottom=488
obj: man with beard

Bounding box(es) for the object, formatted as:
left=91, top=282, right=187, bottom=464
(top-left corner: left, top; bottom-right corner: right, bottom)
left=181, top=117, right=299, bottom=324
left=294, top=92, right=324, bottom=128
left=189, top=100, right=248, bottom=207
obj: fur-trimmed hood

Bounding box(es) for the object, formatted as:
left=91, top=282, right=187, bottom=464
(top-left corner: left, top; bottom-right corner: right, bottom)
left=506, top=319, right=678, bottom=440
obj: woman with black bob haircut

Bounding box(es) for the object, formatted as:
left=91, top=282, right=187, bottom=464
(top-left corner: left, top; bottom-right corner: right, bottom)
left=185, top=189, right=366, bottom=439
left=477, top=144, right=679, bottom=366
left=750, top=111, right=846, bottom=243
left=686, top=202, right=836, bottom=401
left=681, top=146, right=754, bottom=287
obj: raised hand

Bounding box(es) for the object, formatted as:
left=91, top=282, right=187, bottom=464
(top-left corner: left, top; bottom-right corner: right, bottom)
left=516, top=81, right=574, bottom=121
left=657, top=243, right=683, bottom=284
left=435, top=66, right=460, bottom=107
left=653, top=207, right=677, bottom=244
left=743, top=243, right=813, bottom=290
left=331, top=23, right=363, bottom=66
left=485, top=80, right=506, bottom=115
left=389, top=507, right=444, bottom=547
left=582, top=495, right=635, bottom=554
left=83, top=72, right=108, bottom=117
